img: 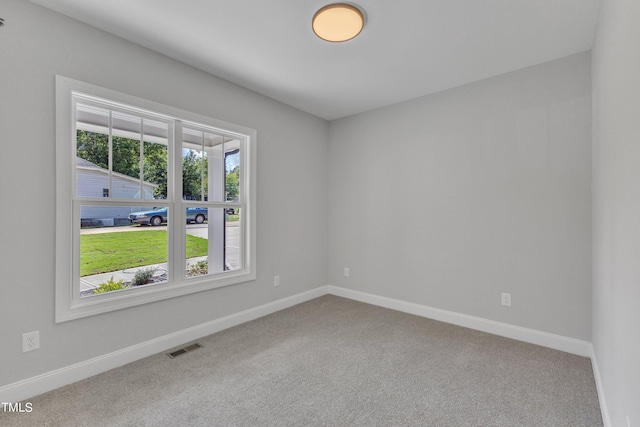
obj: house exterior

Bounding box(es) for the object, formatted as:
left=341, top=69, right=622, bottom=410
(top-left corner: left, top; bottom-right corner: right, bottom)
left=76, top=157, right=157, bottom=224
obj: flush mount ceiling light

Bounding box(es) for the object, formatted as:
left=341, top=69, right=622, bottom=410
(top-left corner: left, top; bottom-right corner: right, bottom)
left=312, top=3, right=365, bottom=42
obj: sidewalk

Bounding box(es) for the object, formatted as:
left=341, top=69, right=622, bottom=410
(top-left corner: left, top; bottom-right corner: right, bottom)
left=80, top=256, right=208, bottom=291
left=79, top=222, right=239, bottom=291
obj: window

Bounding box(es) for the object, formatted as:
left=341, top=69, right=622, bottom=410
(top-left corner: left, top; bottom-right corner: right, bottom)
left=55, top=76, right=256, bottom=322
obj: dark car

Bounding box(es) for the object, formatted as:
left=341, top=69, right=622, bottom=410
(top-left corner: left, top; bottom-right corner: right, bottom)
left=129, top=207, right=208, bottom=226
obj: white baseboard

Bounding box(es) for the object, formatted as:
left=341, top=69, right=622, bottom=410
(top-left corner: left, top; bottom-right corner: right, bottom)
left=590, top=346, right=612, bottom=427
left=328, top=286, right=592, bottom=357
left=2, top=285, right=600, bottom=409
left=0, top=286, right=328, bottom=403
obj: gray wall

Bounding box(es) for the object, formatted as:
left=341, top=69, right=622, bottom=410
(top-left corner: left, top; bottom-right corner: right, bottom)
left=328, top=52, right=592, bottom=340
left=0, top=0, right=328, bottom=387
left=592, top=0, right=640, bottom=425
left=6, top=1, right=630, bottom=414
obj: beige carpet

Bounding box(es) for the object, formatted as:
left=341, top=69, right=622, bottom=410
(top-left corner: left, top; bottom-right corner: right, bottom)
left=1, top=295, right=602, bottom=426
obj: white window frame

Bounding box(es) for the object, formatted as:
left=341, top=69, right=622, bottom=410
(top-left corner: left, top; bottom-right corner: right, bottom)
left=55, top=76, right=257, bottom=322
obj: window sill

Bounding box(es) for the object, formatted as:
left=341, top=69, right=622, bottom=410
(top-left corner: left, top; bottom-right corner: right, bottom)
left=57, top=270, right=256, bottom=322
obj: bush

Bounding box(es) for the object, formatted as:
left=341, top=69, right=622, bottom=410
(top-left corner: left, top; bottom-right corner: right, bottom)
left=132, top=267, right=155, bottom=286
left=93, top=277, right=128, bottom=294
left=187, top=260, right=208, bottom=276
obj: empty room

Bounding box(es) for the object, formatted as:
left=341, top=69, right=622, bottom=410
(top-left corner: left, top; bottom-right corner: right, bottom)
left=0, top=0, right=638, bottom=425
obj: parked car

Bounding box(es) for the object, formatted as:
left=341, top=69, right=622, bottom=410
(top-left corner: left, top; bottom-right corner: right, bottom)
left=226, top=197, right=239, bottom=215
left=129, top=207, right=208, bottom=226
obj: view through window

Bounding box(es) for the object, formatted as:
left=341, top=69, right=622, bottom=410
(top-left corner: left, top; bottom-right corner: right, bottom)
left=56, top=76, right=256, bottom=321
left=75, top=101, right=243, bottom=297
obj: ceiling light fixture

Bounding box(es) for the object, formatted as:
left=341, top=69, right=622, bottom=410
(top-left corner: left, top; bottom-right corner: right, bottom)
left=312, top=3, right=364, bottom=42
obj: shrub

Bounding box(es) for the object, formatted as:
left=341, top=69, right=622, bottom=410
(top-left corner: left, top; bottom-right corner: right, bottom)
left=132, top=267, right=155, bottom=286
left=187, top=260, right=208, bottom=276
left=93, top=276, right=128, bottom=294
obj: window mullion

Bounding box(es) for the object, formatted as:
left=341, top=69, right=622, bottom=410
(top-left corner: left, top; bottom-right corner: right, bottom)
left=201, top=131, right=205, bottom=202
left=172, top=120, right=184, bottom=282
left=221, top=138, right=226, bottom=202
left=108, top=110, right=113, bottom=198
left=139, top=117, right=144, bottom=200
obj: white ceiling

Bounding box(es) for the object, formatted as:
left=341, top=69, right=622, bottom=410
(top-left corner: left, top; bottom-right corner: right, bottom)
left=30, top=0, right=601, bottom=120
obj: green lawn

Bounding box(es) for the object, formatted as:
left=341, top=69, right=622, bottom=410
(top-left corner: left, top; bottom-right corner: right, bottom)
left=80, top=229, right=208, bottom=276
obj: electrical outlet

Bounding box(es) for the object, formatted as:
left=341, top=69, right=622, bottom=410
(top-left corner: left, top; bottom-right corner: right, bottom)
left=344, top=267, right=350, bottom=277
left=273, top=275, right=280, bottom=287
left=22, top=331, right=40, bottom=353
left=501, top=293, right=511, bottom=307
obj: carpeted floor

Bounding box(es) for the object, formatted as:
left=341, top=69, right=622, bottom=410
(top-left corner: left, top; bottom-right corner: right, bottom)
left=1, top=295, right=602, bottom=426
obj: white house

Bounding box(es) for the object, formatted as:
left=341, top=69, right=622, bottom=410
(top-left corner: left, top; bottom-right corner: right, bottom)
left=76, top=156, right=157, bottom=224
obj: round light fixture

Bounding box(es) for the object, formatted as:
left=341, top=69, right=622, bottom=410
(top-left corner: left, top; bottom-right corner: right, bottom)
left=312, top=3, right=364, bottom=42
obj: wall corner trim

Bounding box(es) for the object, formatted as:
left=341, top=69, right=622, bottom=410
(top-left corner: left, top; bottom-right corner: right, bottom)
left=0, top=286, right=328, bottom=403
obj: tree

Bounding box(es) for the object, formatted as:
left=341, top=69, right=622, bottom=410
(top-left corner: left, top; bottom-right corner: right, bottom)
left=76, top=130, right=108, bottom=169
left=225, top=166, right=240, bottom=201
left=143, top=142, right=168, bottom=198
left=112, top=136, right=140, bottom=179
left=77, top=130, right=218, bottom=201
left=77, top=130, right=170, bottom=198
left=182, top=150, right=203, bottom=200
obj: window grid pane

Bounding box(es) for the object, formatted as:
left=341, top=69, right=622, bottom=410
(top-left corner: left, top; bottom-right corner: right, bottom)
left=58, top=78, right=254, bottom=322
left=79, top=204, right=169, bottom=298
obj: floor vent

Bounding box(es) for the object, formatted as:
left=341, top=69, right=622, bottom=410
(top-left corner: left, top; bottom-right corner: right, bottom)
left=167, top=343, right=202, bottom=359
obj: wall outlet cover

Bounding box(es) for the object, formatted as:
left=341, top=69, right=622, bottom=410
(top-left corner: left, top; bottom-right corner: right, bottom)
left=22, top=331, right=40, bottom=353
left=501, top=293, right=512, bottom=307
